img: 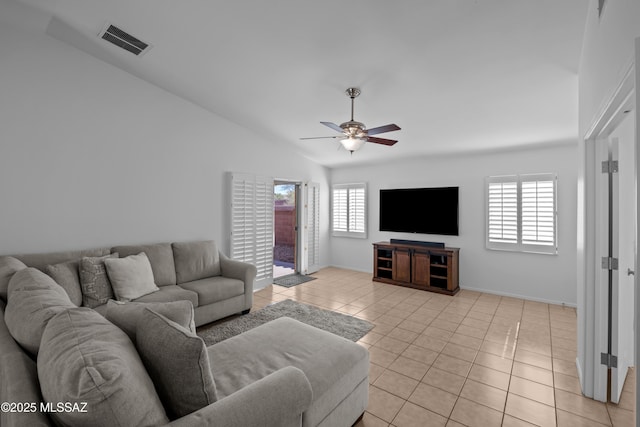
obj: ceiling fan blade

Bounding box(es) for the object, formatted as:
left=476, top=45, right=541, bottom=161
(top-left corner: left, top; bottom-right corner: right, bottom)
left=366, top=124, right=401, bottom=136
left=300, top=136, right=341, bottom=140
left=320, top=121, right=345, bottom=133
left=367, top=136, right=398, bottom=146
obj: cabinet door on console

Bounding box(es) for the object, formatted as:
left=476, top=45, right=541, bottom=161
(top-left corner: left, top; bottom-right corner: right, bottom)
left=411, top=251, right=430, bottom=286
left=392, top=249, right=411, bottom=283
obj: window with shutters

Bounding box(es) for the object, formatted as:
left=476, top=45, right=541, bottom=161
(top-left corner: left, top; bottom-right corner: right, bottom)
left=332, top=183, right=367, bottom=238
left=486, top=173, right=557, bottom=254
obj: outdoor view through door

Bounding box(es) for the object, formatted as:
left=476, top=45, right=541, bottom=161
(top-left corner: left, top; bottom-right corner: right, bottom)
left=274, top=182, right=297, bottom=278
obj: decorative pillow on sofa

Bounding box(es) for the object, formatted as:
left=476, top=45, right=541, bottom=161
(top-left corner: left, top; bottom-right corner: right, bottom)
left=137, top=308, right=218, bottom=419
left=172, top=240, right=221, bottom=284
left=112, top=242, right=177, bottom=287
left=105, top=299, right=195, bottom=342
left=38, top=308, right=169, bottom=427
left=45, top=259, right=83, bottom=306
left=104, top=252, right=159, bottom=301
left=0, top=256, right=27, bottom=301
left=79, top=253, right=118, bottom=308
left=4, top=267, right=75, bottom=355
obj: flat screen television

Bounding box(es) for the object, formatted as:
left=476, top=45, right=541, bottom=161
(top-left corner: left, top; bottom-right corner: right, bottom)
left=379, top=187, right=459, bottom=235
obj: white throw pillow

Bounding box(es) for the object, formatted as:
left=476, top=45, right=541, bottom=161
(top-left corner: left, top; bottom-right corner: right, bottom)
left=104, top=252, right=158, bottom=301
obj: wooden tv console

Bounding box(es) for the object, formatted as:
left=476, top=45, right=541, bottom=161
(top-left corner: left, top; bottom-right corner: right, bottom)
left=372, top=242, right=459, bottom=295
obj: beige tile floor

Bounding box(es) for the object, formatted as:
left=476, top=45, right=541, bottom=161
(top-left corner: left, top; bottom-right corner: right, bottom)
left=253, top=267, right=636, bottom=427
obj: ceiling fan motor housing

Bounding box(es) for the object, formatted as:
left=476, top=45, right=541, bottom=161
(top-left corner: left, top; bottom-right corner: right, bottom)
left=345, top=87, right=361, bottom=98
left=340, top=120, right=367, bottom=137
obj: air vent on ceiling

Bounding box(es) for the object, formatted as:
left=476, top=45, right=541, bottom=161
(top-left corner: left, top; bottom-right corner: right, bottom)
left=99, top=24, right=151, bottom=56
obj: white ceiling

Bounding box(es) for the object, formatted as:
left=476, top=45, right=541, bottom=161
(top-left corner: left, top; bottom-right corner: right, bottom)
left=18, top=0, right=589, bottom=168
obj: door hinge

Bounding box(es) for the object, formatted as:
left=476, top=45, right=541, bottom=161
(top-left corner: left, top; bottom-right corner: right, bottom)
left=601, top=352, right=618, bottom=368
left=601, top=257, right=619, bottom=270
left=601, top=160, right=619, bottom=174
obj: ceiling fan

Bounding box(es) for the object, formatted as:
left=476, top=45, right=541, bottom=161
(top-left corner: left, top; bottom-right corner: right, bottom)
left=301, top=88, right=400, bottom=153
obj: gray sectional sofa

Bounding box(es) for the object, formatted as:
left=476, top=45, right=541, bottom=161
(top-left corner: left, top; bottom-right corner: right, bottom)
left=4, top=240, right=255, bottom=326
left=0, top=240, right=370, bottom=427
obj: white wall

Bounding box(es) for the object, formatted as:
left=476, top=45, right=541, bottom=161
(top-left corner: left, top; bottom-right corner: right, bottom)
left=578, top=0, right=640, bottom=134
left=0, top=2, right=330, bottom=266
left=330, top=143, right=578, bottom=305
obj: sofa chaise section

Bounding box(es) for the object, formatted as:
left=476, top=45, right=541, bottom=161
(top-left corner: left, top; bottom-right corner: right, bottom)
left=209, top=317, right=370, bottom=427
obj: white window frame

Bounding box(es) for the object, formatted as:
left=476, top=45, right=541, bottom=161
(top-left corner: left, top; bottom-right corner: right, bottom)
left=486, top=173, right=558, bottom=255
left=332, top=183, right=367, bottom=239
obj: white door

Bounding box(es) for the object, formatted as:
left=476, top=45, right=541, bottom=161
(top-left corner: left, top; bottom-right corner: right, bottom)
left=609, top=113, right=636, bottom=403
left=303, top=182, right=320, bottom=274
left=230, top=172, right=274, bottom=289
left=595, top=113, right=636, bottom=403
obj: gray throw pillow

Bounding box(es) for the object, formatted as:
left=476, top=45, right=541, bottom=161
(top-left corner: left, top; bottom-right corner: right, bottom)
left=105, top=299, right=195, bottom=342
left=45, top=260, right=83, bottom=306
left=104, top=252, right=159, bottom=301
left=79, top=253, right=118, bottom=308
left=172, top=240, right=221, bottom=284
left=0, top=256, right=27, bottom=301
left=137, top=308, right=217, bottom=419
left=38, top=308, right=169, bottom=427
left=112, top=243, right=177, bottom=286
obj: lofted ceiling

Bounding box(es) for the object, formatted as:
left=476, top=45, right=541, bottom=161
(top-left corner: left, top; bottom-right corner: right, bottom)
left=17, top=0, right=588, bottom=168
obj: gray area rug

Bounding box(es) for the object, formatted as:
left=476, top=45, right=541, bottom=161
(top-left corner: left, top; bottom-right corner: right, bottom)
left=273, top=274, right=316, bottom=288
left=197, top=299, right=373, bottom=346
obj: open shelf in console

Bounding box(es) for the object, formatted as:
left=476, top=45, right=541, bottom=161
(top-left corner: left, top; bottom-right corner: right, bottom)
left=372, top=242, right=459, bottom=295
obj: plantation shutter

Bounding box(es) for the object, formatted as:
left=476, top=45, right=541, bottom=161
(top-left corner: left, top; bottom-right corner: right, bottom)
left=332, top=188, right=348, bottom=233
left=230, top=173, right=255, bottom=263
left=348, top=187, right=366, bottom=234
left=332, top=183, right=367, bottom=238
left=521, top=174, right=557, bottom=251
left=487, top=178, right=518, bottom=245
left=305, top=182, right=320, bottom=274
left=230, top=172, right=274, bottom=288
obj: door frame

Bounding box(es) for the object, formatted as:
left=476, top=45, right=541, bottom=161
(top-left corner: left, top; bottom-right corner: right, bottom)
left=274, top=179, right=301, bottom=276
left=580, top=55, right=637, bottom=402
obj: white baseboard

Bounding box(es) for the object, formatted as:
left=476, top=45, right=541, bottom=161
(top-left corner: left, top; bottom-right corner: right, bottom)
left=459, top=285, right=577, bottom=308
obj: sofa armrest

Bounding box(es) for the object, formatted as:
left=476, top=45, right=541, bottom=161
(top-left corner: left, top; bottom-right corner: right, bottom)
left=0, top=353, right=52, bottom=426
left=165, top=366, right=312, bottom=427
left=219, top=253, right=257, bottom=310
left=219, top=253, right=257, bottom=284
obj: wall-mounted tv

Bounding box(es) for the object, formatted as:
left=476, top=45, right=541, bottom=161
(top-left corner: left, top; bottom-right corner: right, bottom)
left=379, top=187, right=459, bottom=235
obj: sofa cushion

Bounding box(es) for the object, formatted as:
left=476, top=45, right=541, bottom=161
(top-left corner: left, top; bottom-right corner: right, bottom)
left=45, top=260, right=82, bottom=306
left=79, top=254, right=118, bottom=308
left=137, top=308, right=217, bottom=419
left=172, top=240, right=221, bottom=284
left=133, top=285, right=199, bottom=307
left=105, top=299, right=195, bottom=342
left=180, top=276, right=245, bottom=306
left=104, top=252, right=159, bottom=301
left=209, top=317, right=370, bottom=427
left=112, top=243, right=177, bottom=287
left=4, top=268, right=75, bottom=356
left=0, top=256, right=27, bottom=301
left=0, top=352, right=51, bottom=427
left=38, top=308, right=169, bottom=427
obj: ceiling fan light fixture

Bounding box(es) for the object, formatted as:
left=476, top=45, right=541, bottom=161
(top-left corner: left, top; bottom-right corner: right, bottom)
left=340, top=136, right=365, bottom=153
